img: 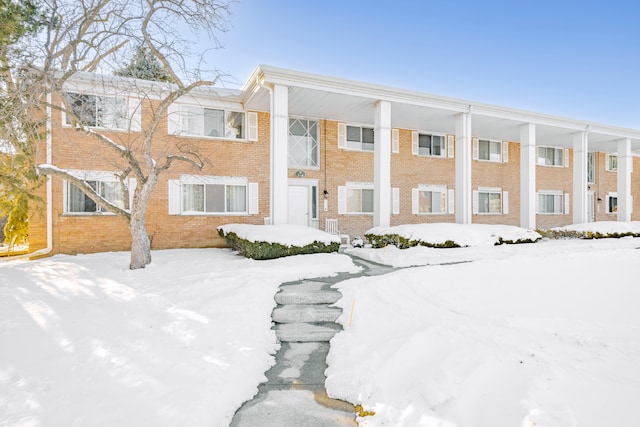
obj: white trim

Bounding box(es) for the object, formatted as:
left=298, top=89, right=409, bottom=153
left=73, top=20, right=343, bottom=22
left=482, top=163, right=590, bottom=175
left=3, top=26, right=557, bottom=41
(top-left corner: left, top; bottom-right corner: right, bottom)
left=391, top=128, right=400, bottom=153
left=337, top=122, right=346, bottom=149
left=392, top=187, right=400, bottom=215
left=168, top=179, right=181, bottom=215
left=447, top=135, right=455, bottom=158
left=248, top=182, right=259, bottom=214
left=247, top=111, right=259, bottom=141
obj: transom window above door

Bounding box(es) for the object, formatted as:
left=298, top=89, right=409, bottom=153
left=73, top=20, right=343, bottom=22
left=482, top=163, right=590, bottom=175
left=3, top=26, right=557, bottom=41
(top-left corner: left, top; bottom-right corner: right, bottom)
left=288, top=118, right=319, bottom=168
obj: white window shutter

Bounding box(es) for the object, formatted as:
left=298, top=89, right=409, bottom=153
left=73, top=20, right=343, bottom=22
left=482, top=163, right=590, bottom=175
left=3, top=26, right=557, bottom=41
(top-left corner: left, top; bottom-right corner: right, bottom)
left=128, top=98, right=142, bottom=132
left=472, top=190, right=479, bottom=214
left=248, top=182, right=259, bottom=214
left=448, top=189, right=455, bottom=214
left=392, top=187, right=400, bottom=214
left=472, top=137, right=479, bottom=160
left=337, top=123, right=346, bottom=149
left=447, top=135, right=455, bottom=158
left=411, top=188, right=419, bottom=214
left=128, top=178, right=137, bottom=211
left=502, top=191, right=509, bottom=214
left=337, top=186, right=347, bottom=214
left=411, top=131, right=419, bottom=155
left=564, top=192, right=570, bottom=215
left=502, top=141, right=509, bottom=163
left=167, top=103, right=180, bottom=135
left=605, top=154, right=612, bottom=172
left=564, top=149, right=569, bottom=167
left=391, top=129, right=400, bottom=154
left=247, top=112, right=258, bottom=142
left=168, top=179, right=181, bottom=214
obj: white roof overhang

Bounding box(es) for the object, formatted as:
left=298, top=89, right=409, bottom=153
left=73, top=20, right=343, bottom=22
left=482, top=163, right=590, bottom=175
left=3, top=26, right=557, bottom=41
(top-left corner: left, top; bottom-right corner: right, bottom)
left=242, top=65, right=640, bottom=155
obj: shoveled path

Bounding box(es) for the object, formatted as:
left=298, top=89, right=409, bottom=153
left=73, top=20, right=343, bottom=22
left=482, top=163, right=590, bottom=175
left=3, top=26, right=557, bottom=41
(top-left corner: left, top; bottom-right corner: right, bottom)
left=230, top=255, right=397, bottom=426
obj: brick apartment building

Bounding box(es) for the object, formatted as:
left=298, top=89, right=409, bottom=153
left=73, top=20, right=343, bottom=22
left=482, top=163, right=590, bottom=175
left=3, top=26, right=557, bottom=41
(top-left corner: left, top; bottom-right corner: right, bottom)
left=28, top=65, right=640, bottom=256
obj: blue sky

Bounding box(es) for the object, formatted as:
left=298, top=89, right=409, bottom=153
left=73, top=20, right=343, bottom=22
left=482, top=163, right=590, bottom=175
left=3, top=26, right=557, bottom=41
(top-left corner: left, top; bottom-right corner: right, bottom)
left=199, top=0, right=640, bottom=129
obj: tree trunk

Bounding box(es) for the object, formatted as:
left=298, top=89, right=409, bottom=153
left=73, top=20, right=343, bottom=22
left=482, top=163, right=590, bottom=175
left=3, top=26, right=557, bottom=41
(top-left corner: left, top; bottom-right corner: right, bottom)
left=128, top=175, right=156, bottom=269
left=129, top=215, right=151, bottom=269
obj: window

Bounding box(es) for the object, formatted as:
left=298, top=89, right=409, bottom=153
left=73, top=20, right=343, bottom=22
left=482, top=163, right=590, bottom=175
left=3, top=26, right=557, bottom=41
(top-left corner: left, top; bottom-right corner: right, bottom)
left=168, top=176, right=258, bottom=215
left=289, top=118, right=319, bottom=168
left=180, top=106, right=245, bottom=139
left=418, top=134, right=445, bottom=157
left=537, top=146, right=565, bottom=166
left=346, top=125, right=374, bottom=151
left=64, top=93, right=127, bottom=129
left=606, top=154, right=618, bottom=172
left=182, top=183, right=246, bottom=213
left=347, top=188, right=374, bottom=213
left=587, top=152, right=595, bottom=183
left=537, top=192, right=564, bottom=214
left=607, top=194, right=618, bottom=213
left=478, top=139, right=502, bottom=162
left=474, top=188, right=506, bottom=214
left=415, top=188, right=446, bottom=214
left=65, top=180, right=124, bottom=214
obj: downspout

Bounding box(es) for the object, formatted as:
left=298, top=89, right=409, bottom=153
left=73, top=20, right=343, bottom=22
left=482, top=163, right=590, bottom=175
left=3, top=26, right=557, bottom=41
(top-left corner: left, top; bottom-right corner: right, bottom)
left=6, top=93, right=54, bottom=261
left=256, top=74, right=274, bottom=225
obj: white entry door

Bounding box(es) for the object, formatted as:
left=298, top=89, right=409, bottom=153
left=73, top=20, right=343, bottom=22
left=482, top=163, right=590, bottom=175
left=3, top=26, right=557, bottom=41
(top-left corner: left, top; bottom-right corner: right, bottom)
left=588, top=192, right=595, bottom=222
left=288, top=186, right=309, bottom=226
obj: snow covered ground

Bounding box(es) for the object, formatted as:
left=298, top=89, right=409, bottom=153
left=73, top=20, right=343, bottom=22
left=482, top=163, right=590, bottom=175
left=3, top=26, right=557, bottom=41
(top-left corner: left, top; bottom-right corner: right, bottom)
left=3, top=222, right=640, bottom=427
left=328, top=223, right=640, bottom=427
left=0, top=249, right=358, bottom=427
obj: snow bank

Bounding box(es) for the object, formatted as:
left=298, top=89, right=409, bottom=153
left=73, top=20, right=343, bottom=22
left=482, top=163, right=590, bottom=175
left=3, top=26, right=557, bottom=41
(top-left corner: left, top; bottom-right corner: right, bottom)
left=327, top=238, right=640, bottom=427
left=218, top=224, right=341, bottom=246
left=0, top=249, right=358, bottom=427
left=553, top=220, right=640, bottom=235
left=366, top=223, right=540, bottom=247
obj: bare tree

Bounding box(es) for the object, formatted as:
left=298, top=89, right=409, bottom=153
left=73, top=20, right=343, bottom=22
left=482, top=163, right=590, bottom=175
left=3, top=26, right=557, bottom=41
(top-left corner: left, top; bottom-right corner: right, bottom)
left=7, top=0, right=233, bottom=268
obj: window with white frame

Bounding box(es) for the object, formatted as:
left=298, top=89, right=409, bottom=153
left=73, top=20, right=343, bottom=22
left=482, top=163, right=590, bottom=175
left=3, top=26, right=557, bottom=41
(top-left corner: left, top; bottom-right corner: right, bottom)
left=64, top=93, right=127, bottom=129
left=337, top=183, right=374, bottom=214
left=288, top=118, right=319, bottom=168
left=537, top=191, right=565, bottom=214
left=606, top=154, right=618, bottom=172
left=478, top=139, right=503, bottom=162
left=179, top=106, right=245, bottom=139
left=412, top=186, right=452, bottom=214
left=346, top=125, right=374, bottom=151
left=606, top=193, right=618, bottom=213
left=168, top=176, right=258, bottom=215
left=474, top=188, right=507, bottom=214
left=64, top=172, right=129, bottom=214
left=587, top=152, right=595, bottom=183
left=537, top=146, right=566, bottom=166
left=417, top=134, right=445, bottom=157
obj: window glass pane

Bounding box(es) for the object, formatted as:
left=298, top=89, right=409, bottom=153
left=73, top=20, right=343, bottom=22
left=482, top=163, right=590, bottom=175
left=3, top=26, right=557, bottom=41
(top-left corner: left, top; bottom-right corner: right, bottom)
left=489, top=193, right=502, bottom=213
left=183, top=184, right=204, bottom=211
left=432, top=136, right=443, bottom=156
left=311, top=186, right=317, bottom=219
left=68, top=182, right=97, bottom=212
left=226, top=111, right=244, bottom=139
left=554, top=148, right=563, bottom=166
left=226, top=185, right=246, bottom=212
left=489, top=141, right=501, bottom=161
left=346, top=126, right=361, bottom=142
left=66, top=93, right=97, bottom=127
left=361, top=189, right=374, bottom=212
left=479, top=140, right=490, bottom=160
left=537, top=147, right=546, bottom=165
left=609, top=197, right=618, bottom=213
left=545, top=148, right=554, bottom=165
left=418, top=134, right=431, bottom=156
left=479, top=192, right=489, bottom=213
left=100, top=181, right=124, bottom=209
left=419, top=191, right=432, bottom=213
left=203, top=108, right=224, bottom=137
left=289, top=119, right=306, bottom=136
left=587, top=152, right=595, bottom=183
left=347, top=188, right=362, bottom=213
left=609, top=155, right=618, bottom=171
left=362, top=128, right=374, bottom=151
left=205, top=184, right=225, bottom=212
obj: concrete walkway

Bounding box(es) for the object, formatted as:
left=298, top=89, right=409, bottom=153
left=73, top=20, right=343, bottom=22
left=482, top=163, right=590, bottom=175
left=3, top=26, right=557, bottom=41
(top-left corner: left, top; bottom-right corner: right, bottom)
left=230, top=255, right=397, bottom=426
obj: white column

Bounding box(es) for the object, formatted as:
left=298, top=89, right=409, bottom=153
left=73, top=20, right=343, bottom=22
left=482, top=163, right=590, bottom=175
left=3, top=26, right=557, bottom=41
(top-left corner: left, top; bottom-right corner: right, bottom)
left=271, top=84, right=289, bottom=225
left=617, top=138, right=632, bottom=221
left=455, top=112, right=472, bottom=224
left=520, top=123, right=536, bottom=229
left=572, top=131, right=588, bottom=224
left=374, top=100, right=392, bottom=227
